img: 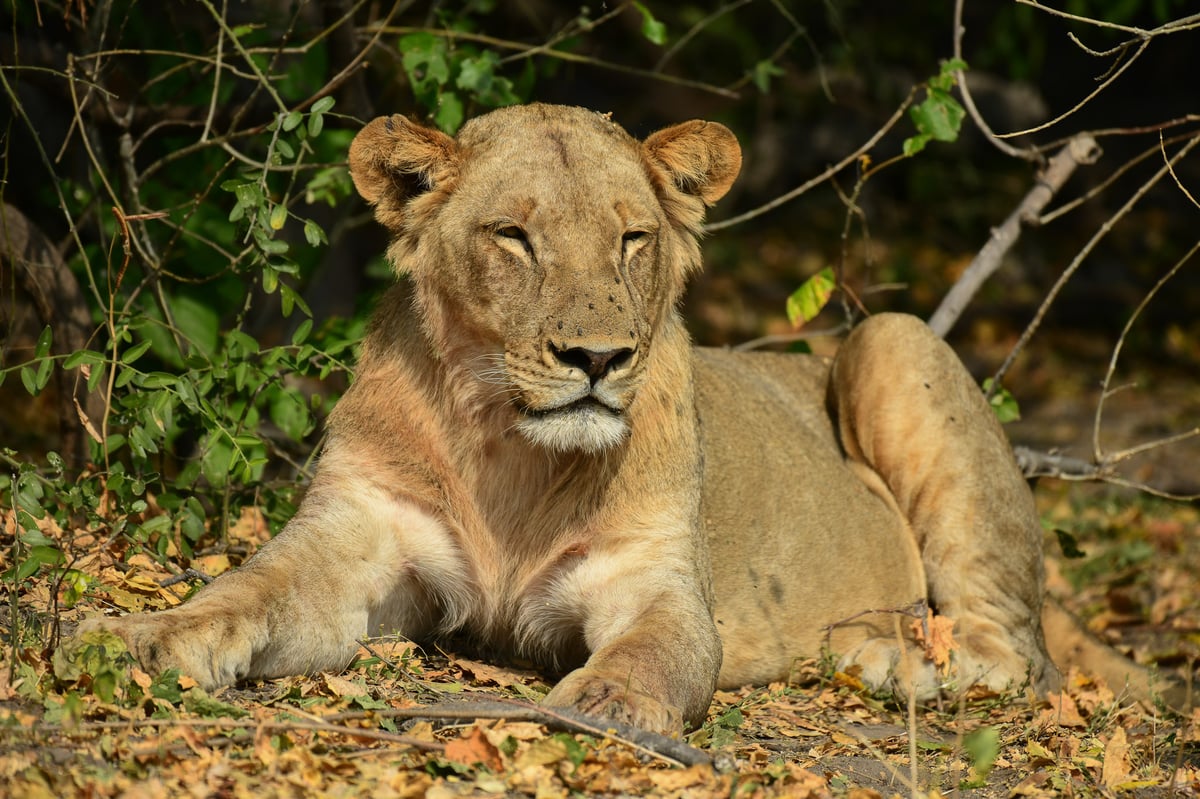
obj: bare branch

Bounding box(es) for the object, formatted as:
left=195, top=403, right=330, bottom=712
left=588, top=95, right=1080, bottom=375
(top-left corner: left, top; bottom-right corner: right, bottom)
left=952, top=0, right=1039, bottom=161
left=1093, top=235, right=1200, bottom=462
left=1014, top=0, right=1200, bottom=37
left=732, top=323, right=848, bottom=352
left=990, top=132, right=1200, bottom=391
left=365, top=22, right=740, bottom=99
left=927, top=134, right=1100, bottom=337
left=995, top=37, right=1150, bottom=139
left=1039, top=128, right=1200, bottom=225
left=704, top=88, right=917, bottom=232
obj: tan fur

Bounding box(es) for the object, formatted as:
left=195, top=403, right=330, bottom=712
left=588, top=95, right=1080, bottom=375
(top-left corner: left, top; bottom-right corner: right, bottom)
left=78, top=104, right=1175, bottom=734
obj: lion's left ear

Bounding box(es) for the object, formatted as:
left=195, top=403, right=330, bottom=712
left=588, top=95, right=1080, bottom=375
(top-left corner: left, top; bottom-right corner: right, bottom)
left=348, top=114, right=460, bottom=233
left=642, top=120, right=742, bottom=205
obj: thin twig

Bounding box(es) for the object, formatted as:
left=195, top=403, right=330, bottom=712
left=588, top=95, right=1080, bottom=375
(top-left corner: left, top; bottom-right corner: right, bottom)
left=732, top=323, right=848, bottom=352
left=990, top=132, right=1200, bottom=391
left=1093, top=233, right=1200, bottom=462
left=1014, top=0, right=1200, bottom=37
left=952, top=0, right=1039, bottom=161
left=928, top=134, right=1100, bottom=337
left=704, top=88, right=918, bottom=232
left=1039, top=129, right=1199, bottom=225
left=995, top=37, right=1150, bottom=139
left=655, top=0, right=753, bottom=71
left=364, top=23, right=740, bottom=99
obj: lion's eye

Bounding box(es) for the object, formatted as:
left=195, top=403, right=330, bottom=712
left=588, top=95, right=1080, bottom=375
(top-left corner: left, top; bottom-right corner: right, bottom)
left=497, top=225, right=527, bottom=242
left=622, top=230, right=651, bottom=260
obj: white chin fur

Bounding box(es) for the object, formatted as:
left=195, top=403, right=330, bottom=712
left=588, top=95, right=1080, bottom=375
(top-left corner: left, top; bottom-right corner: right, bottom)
left=516, top=404, right=628, bottom=453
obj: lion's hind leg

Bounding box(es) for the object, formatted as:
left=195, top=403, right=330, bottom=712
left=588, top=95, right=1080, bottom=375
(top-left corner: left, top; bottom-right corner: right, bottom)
left=829, top=313, right=1057, bottom=697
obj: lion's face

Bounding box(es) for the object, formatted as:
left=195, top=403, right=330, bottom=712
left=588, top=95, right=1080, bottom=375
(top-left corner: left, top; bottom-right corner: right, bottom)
left=348, top=104, right=741, bottom=453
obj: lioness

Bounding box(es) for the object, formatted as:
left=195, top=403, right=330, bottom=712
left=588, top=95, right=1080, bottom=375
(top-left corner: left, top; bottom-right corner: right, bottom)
left=81, top=104, right=1165, bottom=734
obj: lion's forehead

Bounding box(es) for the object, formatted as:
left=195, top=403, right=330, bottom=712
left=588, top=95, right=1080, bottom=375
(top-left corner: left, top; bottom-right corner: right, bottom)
left=457, top=109, right=649, bottom=199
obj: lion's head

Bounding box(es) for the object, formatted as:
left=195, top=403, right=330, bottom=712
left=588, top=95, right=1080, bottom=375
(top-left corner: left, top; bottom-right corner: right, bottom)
left=348, top=104, right=741, bottom=453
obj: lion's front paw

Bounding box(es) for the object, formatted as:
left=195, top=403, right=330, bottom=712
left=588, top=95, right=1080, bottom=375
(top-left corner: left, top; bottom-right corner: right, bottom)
left=542, top=668, right=683, bottom=735
left=75, top=611, right=255, bottom=690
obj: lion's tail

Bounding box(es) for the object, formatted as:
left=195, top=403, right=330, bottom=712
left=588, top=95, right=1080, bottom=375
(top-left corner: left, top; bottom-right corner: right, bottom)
left=1041, top=597, right=1191, bottom=712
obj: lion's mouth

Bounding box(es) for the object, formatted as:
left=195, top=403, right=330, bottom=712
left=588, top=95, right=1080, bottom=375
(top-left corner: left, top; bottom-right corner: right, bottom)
left=523, top=396, right=623, bottom=419
left=515, top=397, right=629, bottom=453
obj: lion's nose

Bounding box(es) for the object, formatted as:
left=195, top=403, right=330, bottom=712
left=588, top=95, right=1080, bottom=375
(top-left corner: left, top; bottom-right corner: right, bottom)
left=551, top=344, right=635, bottom=383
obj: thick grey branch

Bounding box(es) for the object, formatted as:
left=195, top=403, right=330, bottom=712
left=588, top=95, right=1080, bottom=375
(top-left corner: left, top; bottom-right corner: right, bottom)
left=1012, top=446, right=1104, bottom=480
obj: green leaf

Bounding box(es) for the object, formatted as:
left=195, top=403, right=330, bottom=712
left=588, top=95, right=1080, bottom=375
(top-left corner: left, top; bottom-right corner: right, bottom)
left=931, top=57, right=968, bottom=92
left=139, top=371, right=179, bottom=389
left=183, top=687, right=249, bottom=719
left=311, top=95, right=335, bottom=115
left=307, top=111, right=324, bottom=138
left=632, top=2, right=667, bottom=45
left=233, top=182, right=262, bottom=210
left=434, top=90, right=464, bottom=135
left=292, top=318, right=312, bottom=345
left=982, top=378, right=1021, bottom=423
left=34, top=325, right=53, bottom=359
left=20, top=365, right=38, bottom=396
left=456, top=52, right=498, bottom=95
left=270, top=389, right=311, bottom=441
left=121, top=339, right=153, bottom=364
left=785, top=267, right=836, bottom=327
left=752, top=60, right=785, bottom=94
left=303, top=219, right=327, bottom=247
left=151, top=669, right=185, bottom=704
left=64, top=349, right=105, bottom=369
left=16, top=545, right=64, bottom=580
left=169, top=293, right=221, bottom=357
left=281, top=110, right=304, bottom=132
left=400, top=32, right=450, bottom=95
left=34, top=356, right=54, bottom=391
left=902, top=133, right=930, bottom=157
left=962, top=726, right=1000, bottom=787
left=269, top=203, right=287, bottom=231
left=909, top=88, right=965, bottom=144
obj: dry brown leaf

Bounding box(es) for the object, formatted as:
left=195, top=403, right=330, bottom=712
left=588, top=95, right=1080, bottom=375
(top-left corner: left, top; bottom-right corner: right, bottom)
left=191, top=553, right=231, bottom=577
left=515, top=736, right=573, bottom=770
left=131, top=667, right=153, bottom=691
left=455, top=657, right=533, bottom=688
left=321, top=672, right=365, bottom=698
left=1038, top=692, right=1087, bottom=729
left=911, top=612, right=956, bottom=673
left=443, top=725, right=504, bottom=772
left=1101, top=726, right=1131, bottom=788
left=646, top=764, right=712, bottom=790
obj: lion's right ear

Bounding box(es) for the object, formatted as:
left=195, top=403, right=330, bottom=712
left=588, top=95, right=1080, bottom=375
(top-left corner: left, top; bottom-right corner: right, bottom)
left=348, top=115, right=460, bottom=233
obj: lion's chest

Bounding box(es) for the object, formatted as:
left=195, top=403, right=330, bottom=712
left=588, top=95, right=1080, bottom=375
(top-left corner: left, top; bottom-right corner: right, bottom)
left=446, top=450, right=607, bottom=662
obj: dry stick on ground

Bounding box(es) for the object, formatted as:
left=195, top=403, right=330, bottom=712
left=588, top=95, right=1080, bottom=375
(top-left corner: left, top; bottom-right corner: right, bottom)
left=926, top=134, right=1100, bottom=338
left=20, top=697, right=711, bottom=767
left=323, top=697, right=713, bottom=768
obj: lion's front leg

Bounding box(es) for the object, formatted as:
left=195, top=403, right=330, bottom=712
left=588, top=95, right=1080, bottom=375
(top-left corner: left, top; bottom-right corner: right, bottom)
left=533, top=525, right=722, bottom=735
left=80, top=483, right=468, bottom=690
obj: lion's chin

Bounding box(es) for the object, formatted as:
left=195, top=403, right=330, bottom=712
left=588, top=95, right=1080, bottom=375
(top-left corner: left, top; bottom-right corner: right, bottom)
left=516, top=400, right=628, bottom=454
